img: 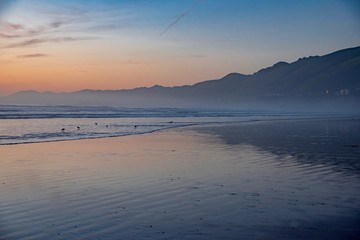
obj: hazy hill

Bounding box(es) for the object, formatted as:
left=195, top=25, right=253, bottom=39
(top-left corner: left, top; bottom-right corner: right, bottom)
left=2, top=46, right=360, bottom=112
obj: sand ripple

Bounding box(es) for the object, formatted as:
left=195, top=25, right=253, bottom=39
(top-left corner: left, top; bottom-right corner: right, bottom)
left=1, top=120, right=360, bottom=239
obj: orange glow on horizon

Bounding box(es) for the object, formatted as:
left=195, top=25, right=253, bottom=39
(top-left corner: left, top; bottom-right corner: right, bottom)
left=1, top=0, right=358, bottom=95
left=0, top=55, right=230, bottom=95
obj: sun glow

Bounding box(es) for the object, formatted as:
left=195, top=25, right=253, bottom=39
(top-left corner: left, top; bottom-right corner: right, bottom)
left=0, top=0, right=359, bottom=95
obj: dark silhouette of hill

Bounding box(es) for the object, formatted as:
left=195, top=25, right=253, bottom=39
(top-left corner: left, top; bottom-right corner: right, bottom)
left=2, top=46, right=360, bottom=112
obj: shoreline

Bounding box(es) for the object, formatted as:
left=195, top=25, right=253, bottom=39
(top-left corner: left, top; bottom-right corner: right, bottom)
left=1, top=114, right=359, bottom=146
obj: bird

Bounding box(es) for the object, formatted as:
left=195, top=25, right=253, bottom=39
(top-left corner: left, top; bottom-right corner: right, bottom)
left=106, top=125, right=109, bottom=128
left=61, top=128, right=65, bottom=132
left=134, top=125, right=137, bottom=128
left=169, top=121, right=173, bottom=124
left=77, top=126, right=80, bottom=130
left=95, top=122, right=98, bottom=125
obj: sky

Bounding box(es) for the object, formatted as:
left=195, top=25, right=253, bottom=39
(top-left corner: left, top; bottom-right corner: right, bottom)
left=0, top=0, right=359, bottom=95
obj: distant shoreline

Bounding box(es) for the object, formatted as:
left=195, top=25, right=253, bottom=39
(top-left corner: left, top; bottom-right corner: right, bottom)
left=1, top=114, right=359, bottom=147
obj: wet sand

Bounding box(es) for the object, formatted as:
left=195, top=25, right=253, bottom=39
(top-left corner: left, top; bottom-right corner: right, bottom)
left=1, top=119, right=360, bottom=239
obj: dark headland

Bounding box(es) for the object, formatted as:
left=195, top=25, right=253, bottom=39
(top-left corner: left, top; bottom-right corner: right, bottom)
left=2, top=46, right=359, bottom=112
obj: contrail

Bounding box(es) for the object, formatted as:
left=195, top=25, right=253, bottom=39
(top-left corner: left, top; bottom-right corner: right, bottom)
left=160, top=0, right=202, bottom=36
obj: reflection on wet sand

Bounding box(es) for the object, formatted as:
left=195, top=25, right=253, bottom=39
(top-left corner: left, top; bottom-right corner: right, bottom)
left=0, top=119, right=359, bottom=239
left=193, top=119, right=360, bottom=173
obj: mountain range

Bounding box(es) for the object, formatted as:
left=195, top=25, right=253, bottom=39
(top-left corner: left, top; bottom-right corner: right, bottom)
left=2, top=46, right=360, bottom=112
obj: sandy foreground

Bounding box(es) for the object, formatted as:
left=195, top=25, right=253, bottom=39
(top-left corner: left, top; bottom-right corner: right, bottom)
left=1, top=120, right=360, bottom=239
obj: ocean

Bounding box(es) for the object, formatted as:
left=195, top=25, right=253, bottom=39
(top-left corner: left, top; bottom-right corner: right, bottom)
left=0, top=105, right=333, bottom=145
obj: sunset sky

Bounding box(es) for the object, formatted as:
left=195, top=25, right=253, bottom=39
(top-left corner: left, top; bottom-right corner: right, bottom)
left=0, top=0, right=359, bottom=95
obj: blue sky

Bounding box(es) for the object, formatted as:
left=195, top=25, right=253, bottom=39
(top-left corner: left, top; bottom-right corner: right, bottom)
left=0, top=0, right=359, bottom=93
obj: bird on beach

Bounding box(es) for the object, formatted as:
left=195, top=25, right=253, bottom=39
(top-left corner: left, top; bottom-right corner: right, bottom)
left=77, top=126, right=80, bottom=130
left=95, top=122, right=98, bottom=125
left=106, top=125, right=109, bottom=128
left=169, top=121, right=173, bottom=124
left=134, top=125, right=137, bottom=128
left=61, top=128, right=65, bottom=132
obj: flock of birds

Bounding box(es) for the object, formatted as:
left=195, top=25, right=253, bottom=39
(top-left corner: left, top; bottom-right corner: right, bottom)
left=60, top=121, right=174, bottom=132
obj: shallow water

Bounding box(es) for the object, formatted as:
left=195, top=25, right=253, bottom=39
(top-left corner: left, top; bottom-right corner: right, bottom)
left=0, top=105, right=345, bottom=145
left=0, top=119, right=359, bottom=239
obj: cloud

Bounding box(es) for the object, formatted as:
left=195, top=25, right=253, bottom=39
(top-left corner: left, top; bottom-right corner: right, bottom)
left=38, top=3, right=130, bottom=32
left=3, top=22, right=24, bottom=30
left=160, top=0, right=203, bottom=36
left=84, top=23, right=130, bottom=32
left=0, top=20, right=69, bottom=39
left=16, top=53, right=50, bottom=58
left=0, top=3, right=130, bottom=50
left=49, top=20, right=65, bottom=28
left=5, top=37, right=95, bottom=48
left=0, top=33, right=22, bottom=38
left=0, top=21, right=25, bottom=38
left=6, top=38, right=44, bottom=48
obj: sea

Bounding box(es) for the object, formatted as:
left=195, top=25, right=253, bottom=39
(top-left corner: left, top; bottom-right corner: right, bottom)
left=0, top=105, right=338, bottom=145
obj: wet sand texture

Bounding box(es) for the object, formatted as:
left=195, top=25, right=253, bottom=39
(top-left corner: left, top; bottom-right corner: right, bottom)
left=1, top=119, right=359, bottom=239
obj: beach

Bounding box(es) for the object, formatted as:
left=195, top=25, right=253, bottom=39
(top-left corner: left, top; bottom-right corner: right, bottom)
left=1, top=119, right=360, bottom=239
